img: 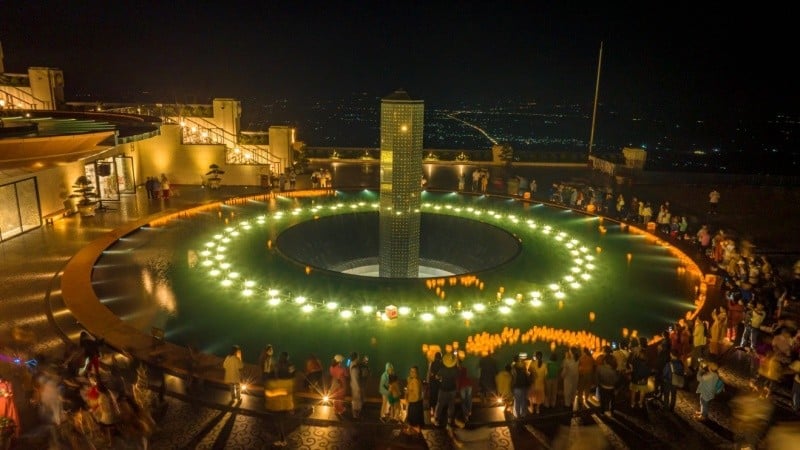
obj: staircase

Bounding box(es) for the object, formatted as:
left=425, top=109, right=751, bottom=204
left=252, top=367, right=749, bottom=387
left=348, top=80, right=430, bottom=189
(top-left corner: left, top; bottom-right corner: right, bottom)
left=171, top=115, right=283, bottom=172
left=0, top=86, right=45, bottom=110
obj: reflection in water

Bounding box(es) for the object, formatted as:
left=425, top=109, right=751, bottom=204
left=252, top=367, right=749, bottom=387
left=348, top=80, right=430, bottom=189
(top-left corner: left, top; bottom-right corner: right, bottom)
left=94, top=191, right=699, bottom=368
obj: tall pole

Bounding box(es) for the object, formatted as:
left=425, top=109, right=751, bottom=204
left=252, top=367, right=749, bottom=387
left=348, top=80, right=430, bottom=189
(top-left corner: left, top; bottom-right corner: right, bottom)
left=588, top=41, right=603, bottom=158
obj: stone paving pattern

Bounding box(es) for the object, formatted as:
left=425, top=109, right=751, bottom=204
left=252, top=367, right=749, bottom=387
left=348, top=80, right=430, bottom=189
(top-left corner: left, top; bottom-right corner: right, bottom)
left=2, top=164, right=800, bottom=449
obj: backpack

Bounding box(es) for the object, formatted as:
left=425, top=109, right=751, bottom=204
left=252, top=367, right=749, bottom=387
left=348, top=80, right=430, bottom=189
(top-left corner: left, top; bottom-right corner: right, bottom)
left=715, top=376, right=725, bottom=395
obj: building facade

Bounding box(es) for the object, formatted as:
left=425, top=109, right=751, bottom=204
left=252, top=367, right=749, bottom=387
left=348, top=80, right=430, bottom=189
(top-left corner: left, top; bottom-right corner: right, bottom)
left=378, top=90, right=424, bottom=277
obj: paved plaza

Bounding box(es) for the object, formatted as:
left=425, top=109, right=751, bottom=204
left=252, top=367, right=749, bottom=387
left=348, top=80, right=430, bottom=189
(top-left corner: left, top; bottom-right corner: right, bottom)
left=1, top=163, right=799, bottom=449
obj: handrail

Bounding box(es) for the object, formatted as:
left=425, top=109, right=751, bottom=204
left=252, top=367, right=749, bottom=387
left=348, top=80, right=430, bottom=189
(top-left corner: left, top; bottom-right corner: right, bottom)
left=0, top=87, right=39, bottom=109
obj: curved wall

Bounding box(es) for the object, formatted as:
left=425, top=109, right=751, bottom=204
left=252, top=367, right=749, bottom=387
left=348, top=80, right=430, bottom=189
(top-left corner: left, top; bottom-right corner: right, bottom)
left=275, top=212, right=522, bottom=276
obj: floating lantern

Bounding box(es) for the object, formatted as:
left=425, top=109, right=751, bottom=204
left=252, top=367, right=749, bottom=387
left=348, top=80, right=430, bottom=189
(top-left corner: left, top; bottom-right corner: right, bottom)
left=589, top=311, right=596, bottom=322
left=499, top=286, right=505, bottom=294
left=550, top=341, right=556, bottom=351
left=558, top=300, right=564, bottom=310
left=385, top=305, right=398, bottom=320
left=596, top=246, right=602, bottom=253
left=627, top=253, right=632, bottom=262
left=305, top=266, right=311, bottom=275
left=622, top=327, right=629, bottom=338
left=267, top=240, right=272, bottom=249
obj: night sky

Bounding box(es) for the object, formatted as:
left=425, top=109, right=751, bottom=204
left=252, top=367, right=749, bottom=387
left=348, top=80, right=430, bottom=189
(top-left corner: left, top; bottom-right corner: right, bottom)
left=1, top=1, right=795, bottom=120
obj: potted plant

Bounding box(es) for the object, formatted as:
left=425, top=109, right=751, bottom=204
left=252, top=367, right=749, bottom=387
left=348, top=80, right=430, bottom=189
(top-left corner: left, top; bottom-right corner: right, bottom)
left=69, top=175, right=99, bottom=217
left=206, top=164, right=225, bottom=189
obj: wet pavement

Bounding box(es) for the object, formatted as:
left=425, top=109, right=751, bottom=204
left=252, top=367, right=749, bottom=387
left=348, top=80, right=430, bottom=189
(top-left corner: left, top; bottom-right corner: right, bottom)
left=1, top=162, right=800, bottom=449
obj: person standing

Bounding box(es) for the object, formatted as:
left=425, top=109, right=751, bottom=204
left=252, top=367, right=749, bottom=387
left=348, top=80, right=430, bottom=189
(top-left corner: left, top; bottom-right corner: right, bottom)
left=511, top=356, right=530, bottom=419
left=529, top=178, right=537, bottom=198
left=662, top=351, right=684, bottom=412
left=561, top=348, right=580, bottom=410
left=577, top=347, right=595, bottom=408
left=596, top=354, right=619, bottom=417
left=349, top=352, right=364, bottom=419
left=432, top=353, right=459, bottom=427
left=152, top=176, right=161, bottom=199
left=404, top=366, right=424, bottom=435
left=258, top=344, right=276, bottom=383
left=276, top=351, right=295, bottom=379
left=160, top=174, right=171, bottom=199
left=426, top=352, right=443, bottom=418
left=528, top=351, right=547, bottom=414
left=709, top=307, right=728, bottom=355
left=496, top=364, right=513, bottom=413
left=628, top=347, right=650, bottom=409
left=544, top=352, right=560, bottom=409
left=387, top=373, right=403, bottom=422
left=616, top=194, right=626, bottom=220
left=379, top=362, right=395, bottom=421
left=456, top=357, right=474, bottom=422
left=0, top=375, right=20, bottom=439
left=304, top=353, right=323, bottom=393
left=708, top=189, right=720, bottom=214
left=740, top=302, right=766, bottom=350
left=694, top=362, right=720, bottom=421
left=144, top=177, right=153, bottom=199
left=691, top=319, right=708, bottom=371
left=471, top=169, right=481, bottom=192
left=477, top=351, right=498, bottom=404
left=480, top=171, right=489, bottom=193
left=223, top=345, right=244, bottom=402
left=329, top=355, right=348, bottom=416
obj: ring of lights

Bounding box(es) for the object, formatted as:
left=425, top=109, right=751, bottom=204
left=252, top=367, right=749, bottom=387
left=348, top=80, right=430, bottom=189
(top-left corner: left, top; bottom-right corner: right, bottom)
left=192, top=197, right=599, bottom=323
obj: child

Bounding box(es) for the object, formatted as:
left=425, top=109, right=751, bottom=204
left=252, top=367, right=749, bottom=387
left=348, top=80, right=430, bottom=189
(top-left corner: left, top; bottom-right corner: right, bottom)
left=387, top=373, right=402, bottom=421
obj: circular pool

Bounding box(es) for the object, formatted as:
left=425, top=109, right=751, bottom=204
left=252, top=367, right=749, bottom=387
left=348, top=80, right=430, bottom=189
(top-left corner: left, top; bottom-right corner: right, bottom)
left=92, top=190, right=700, bottom=373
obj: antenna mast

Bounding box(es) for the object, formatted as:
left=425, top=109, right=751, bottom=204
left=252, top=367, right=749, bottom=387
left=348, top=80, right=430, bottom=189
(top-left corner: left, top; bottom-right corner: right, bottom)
left=588, top=41, right=603, bottom=158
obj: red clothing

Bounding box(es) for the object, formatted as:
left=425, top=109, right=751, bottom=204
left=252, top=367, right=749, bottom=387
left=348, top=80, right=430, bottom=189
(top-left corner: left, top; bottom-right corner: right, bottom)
left=329, top=363, right=348, bottom=414
left=728, top=300, right=745, bottom=328
left=669, top=330, right=681, bottom=351
left=457, top=366, right=474, bottom=390
left=0, top=379, right=20, bottom=438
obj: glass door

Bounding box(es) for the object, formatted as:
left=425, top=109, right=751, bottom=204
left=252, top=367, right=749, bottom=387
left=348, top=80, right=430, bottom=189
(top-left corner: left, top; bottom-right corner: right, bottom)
left=115, top=155, right=136, bottom=194
left=0, top=177, right=42, bottom=241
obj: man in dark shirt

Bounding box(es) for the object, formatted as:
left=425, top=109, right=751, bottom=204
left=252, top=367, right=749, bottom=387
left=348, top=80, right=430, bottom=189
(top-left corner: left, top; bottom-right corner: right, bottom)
left=478, top=351, right=498, bottom=403
left=432, top=353, right=459, bottom=427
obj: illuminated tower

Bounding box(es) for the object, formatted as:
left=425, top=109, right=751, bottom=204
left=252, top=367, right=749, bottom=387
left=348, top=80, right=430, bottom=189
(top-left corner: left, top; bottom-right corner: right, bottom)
left=379, top=89, right=424, bottom=277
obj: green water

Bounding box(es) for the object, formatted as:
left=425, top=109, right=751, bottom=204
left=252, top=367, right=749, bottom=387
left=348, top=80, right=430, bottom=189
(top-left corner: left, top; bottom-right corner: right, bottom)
left=95, top=190, right=699, bottom=376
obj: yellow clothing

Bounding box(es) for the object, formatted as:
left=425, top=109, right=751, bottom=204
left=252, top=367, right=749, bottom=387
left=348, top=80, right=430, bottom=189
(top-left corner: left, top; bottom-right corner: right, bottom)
left=495, top=370, right=512, bottom=397
left=406, top=377, right=422, bottom=403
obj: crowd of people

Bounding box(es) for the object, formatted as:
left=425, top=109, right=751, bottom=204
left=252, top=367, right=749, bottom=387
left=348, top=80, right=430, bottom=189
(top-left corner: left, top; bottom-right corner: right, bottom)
left=4, top=173, right=800, bottom=449
left=0, top=331, right=159, bottom=449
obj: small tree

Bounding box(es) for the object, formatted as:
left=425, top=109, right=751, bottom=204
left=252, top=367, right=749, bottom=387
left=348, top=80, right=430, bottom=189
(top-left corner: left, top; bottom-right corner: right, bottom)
left=69, top=175, right=99, bottom=207
left=206, top=164, right=225, bottom=189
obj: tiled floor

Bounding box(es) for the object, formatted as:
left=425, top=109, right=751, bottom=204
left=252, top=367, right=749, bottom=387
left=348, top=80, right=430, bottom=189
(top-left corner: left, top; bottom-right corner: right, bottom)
left=2, top=165, right=800, bottom=449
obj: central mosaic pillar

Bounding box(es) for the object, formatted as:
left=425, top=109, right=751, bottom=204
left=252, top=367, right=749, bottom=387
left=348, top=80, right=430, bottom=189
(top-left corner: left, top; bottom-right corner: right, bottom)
left=378, top=90, right=424, bottom=277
